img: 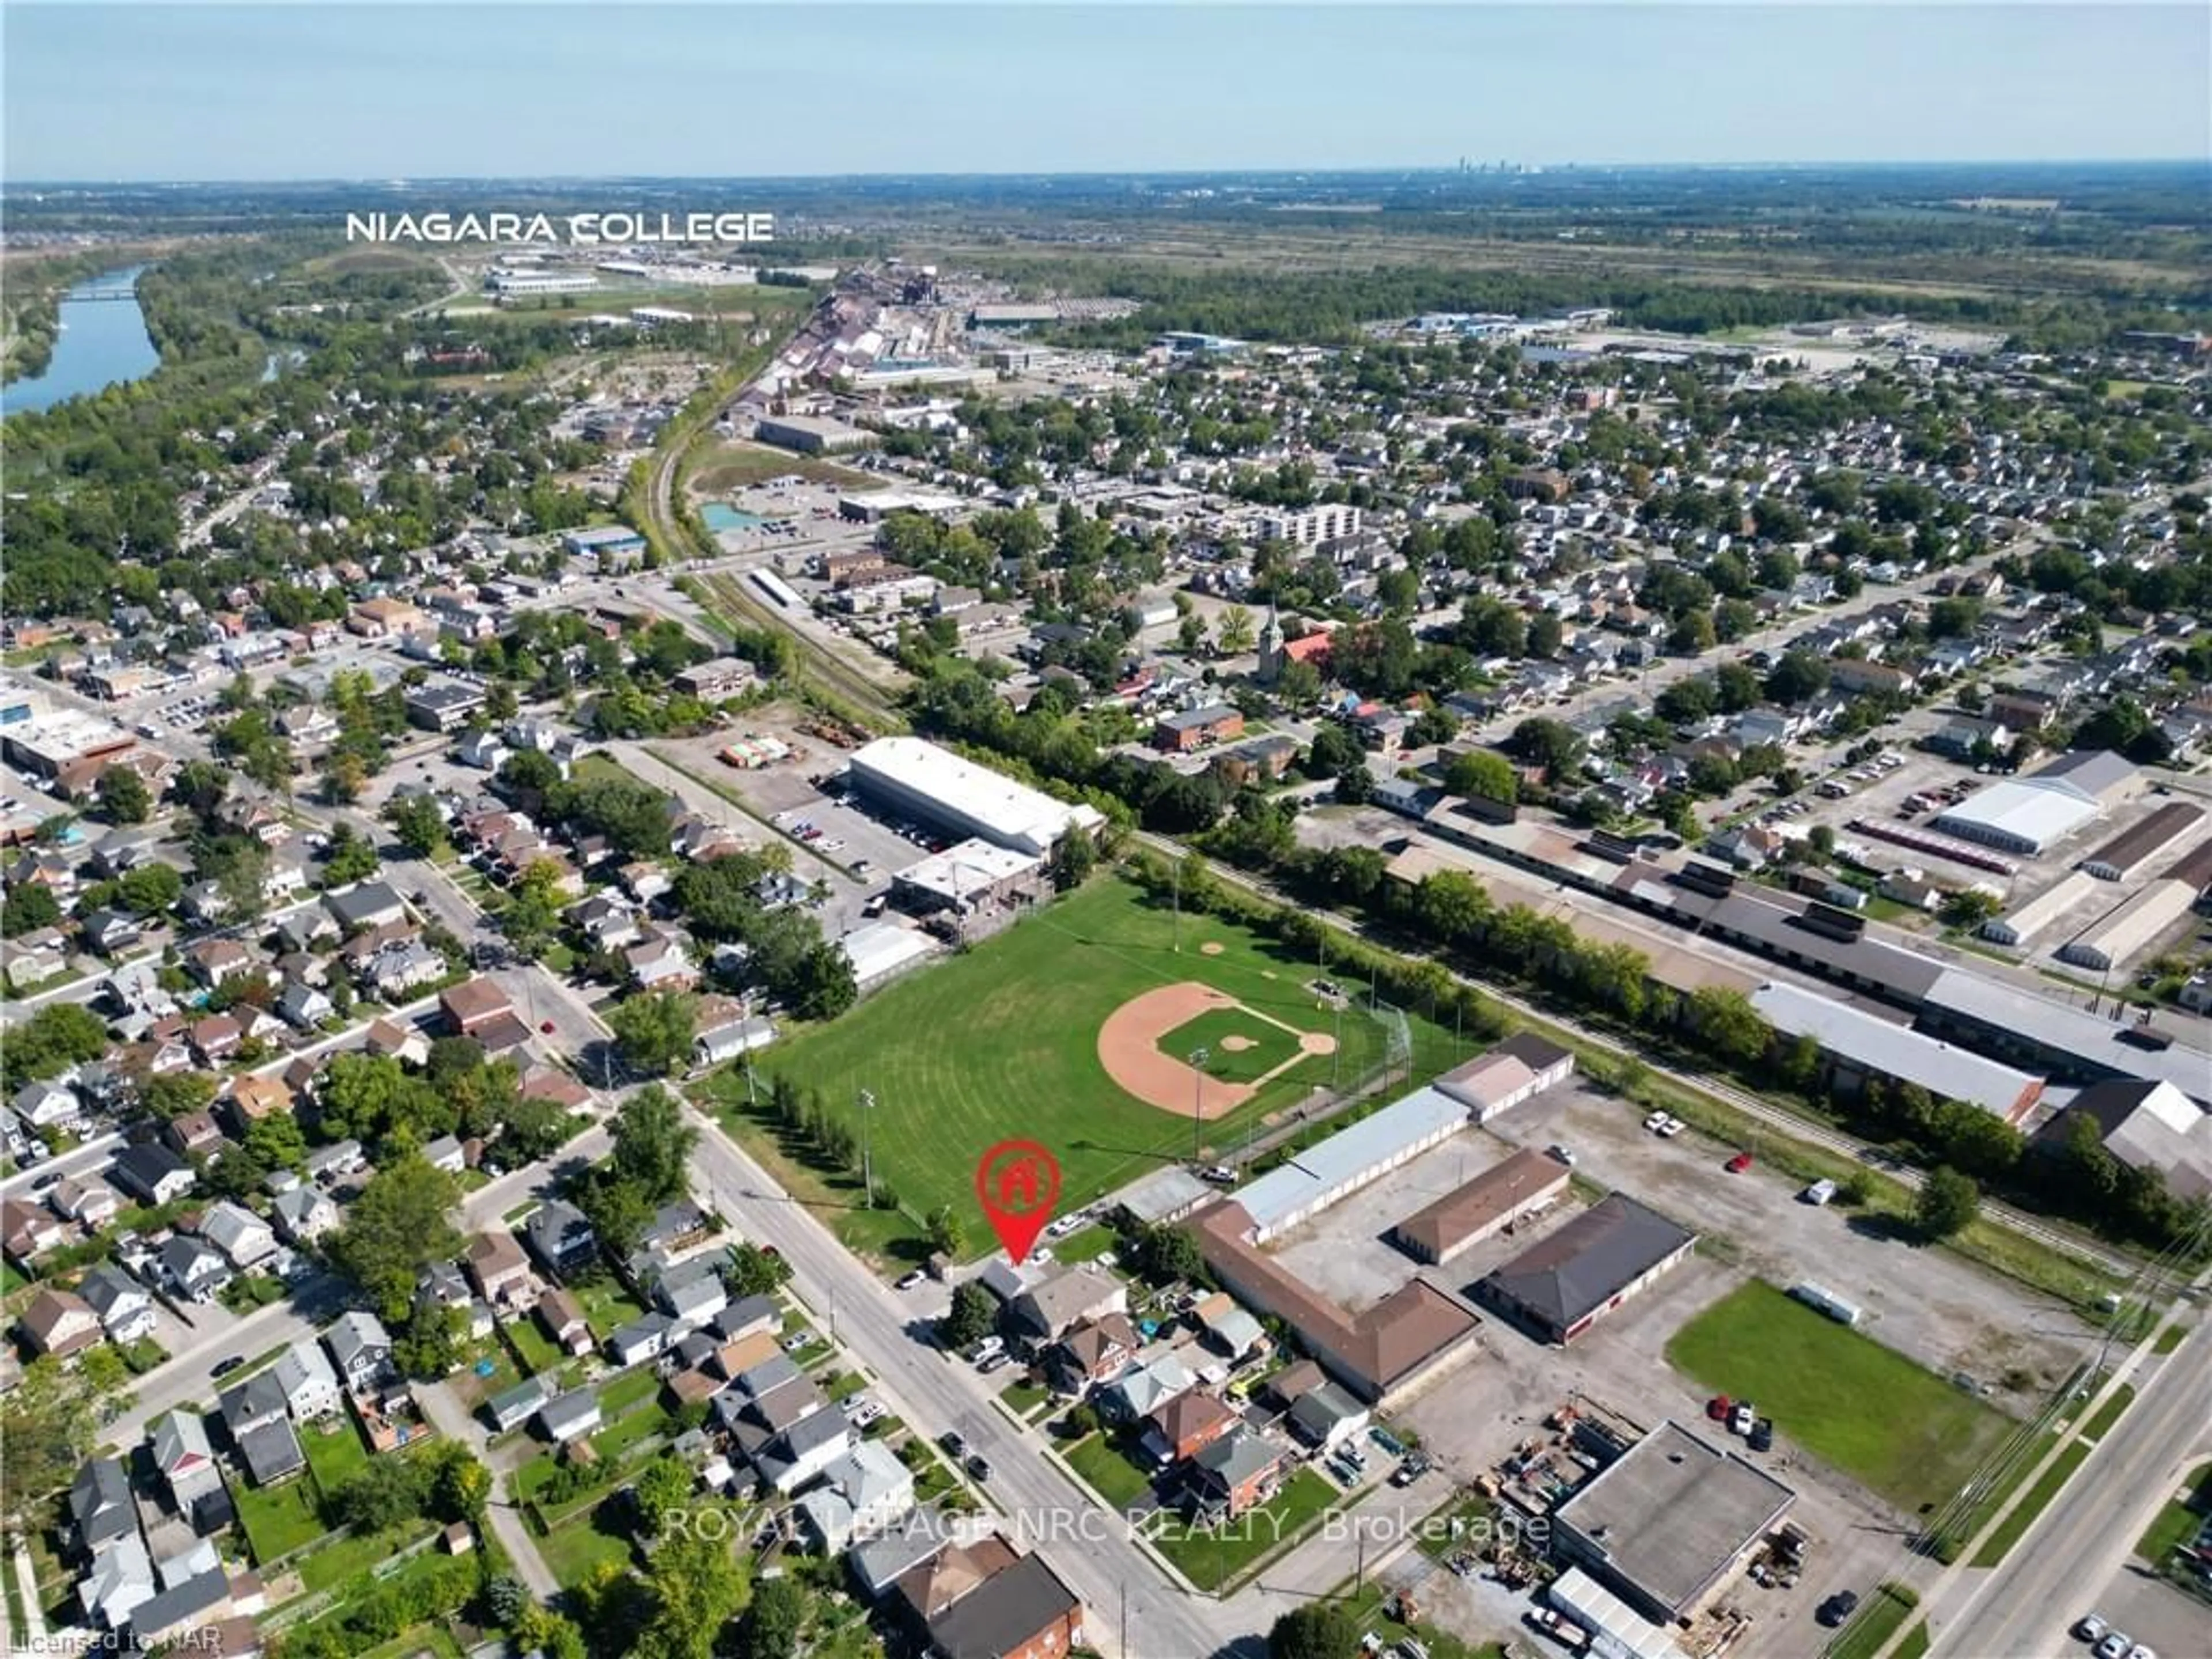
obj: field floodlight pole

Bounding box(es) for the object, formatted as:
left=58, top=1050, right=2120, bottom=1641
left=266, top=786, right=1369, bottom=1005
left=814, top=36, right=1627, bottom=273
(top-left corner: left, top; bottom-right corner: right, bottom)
left=1190, top=1047, right=1209, bottom=1162
left=858, top=1088, right=876, bottom=1209
left=1172, top=858, right=1181, bottom=953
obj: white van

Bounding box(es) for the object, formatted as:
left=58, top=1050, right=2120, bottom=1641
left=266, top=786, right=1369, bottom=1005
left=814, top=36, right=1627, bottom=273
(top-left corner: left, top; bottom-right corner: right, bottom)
left=1802, top=1178, right=1839, bottom=1206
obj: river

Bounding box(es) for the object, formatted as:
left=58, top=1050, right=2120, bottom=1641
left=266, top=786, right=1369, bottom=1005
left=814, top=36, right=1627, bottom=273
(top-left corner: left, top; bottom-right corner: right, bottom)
left=2, top=264, right=161, bottom=415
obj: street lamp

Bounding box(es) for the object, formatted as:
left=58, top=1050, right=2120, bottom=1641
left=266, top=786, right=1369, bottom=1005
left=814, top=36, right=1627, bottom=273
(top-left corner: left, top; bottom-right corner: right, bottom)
left=1189, top=1047, right=1209, bottom=1162
left=858, top=1088, right=877, bottom=1210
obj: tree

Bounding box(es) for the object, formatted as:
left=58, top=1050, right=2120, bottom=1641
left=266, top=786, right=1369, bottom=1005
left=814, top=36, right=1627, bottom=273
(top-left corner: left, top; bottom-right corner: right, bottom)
left=382, top=792, right=449, bottom=858
left=926, top=1205, right=964, bottom=1257
left=1270, top=1602, right=1361, bottom=1659
left=725, top=1241, right=791, bottom=1298
left=1940, top=889, right=2002, bottom=930
left=329, top=1156, right=463, bottom=1324
left=1216, top=604, right=1257, bottom=656
left=940, top=1281, right=998, bottom=1350
left=321, top=821, right=381, bottom=888
left=5, top=1002, right=110, bottom=1089
left=609, top=991, right=699, bottom=1079
left=1714, top=660, right=1762, bottom=713
left=1332, top=761, right=1373, bottom=805
left=1915, top=1166, right=1980, bottom=1240
left=2, top=881, right=60, bottom=937
left=1, top=1357, right=103, bottom=1529
left=94, top=765, right=153, bottom=825
left=1304, top=722, right=1364, bottom=779
left=638, top=1518, right=748, bottom=1659
left=116, top=861, right=183, bottom=918
left=141, top=1070, right=217, bottom=1121
left=1048, top=832, right=1096, bottom=893
left=1444, top=748, right=1517, bottom=805
left=1509, top=717, right=1584, bottom=784
left=1686, top=986, right=1773, bottom=1069
left=1764, top=650, right=1831, bottom=705
left=730, top=1575, right=808, bottom=1659
left=501, top=858, right=566, bottom=956
left=630, top=1453, right=695, bottom=1537
left=608, top=1084, right=698, bottom=1206
left=1527, top=612, right=1564, bottom=660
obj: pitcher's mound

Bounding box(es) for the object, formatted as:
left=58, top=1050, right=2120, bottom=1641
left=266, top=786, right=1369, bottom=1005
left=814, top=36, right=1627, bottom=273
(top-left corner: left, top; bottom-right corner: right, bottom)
left=1219, top=1035, right=1256, bottom=1053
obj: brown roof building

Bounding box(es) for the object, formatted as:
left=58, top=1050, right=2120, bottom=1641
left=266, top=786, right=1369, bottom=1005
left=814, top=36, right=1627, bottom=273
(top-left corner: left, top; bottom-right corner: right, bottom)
left=1390, top=1146, right=1572, bottom=1266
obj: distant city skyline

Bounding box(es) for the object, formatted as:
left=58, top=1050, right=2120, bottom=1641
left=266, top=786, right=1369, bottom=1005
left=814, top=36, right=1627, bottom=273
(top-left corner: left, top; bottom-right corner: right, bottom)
left=5, top=4, right=2207, bottom=183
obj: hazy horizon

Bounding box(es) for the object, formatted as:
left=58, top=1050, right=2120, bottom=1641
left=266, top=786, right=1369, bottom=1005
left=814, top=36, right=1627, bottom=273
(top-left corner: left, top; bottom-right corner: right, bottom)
left=6, top=4, right=2207, bottom=183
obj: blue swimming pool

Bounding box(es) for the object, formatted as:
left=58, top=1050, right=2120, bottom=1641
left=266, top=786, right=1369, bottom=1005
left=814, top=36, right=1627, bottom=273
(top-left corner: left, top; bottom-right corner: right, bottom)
left=703, top=503, right=767, bottom=532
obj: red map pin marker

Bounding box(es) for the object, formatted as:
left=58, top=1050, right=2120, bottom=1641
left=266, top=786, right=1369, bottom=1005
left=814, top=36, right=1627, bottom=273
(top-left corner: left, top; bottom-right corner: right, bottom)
left=975, top=1139, right=1061, bottom=1266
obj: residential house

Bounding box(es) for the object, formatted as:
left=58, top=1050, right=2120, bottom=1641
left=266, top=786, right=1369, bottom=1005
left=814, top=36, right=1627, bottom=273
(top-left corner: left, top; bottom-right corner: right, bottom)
left=222, top=1074, right=294, bottom=1134
left=198, top=1202, right=278, bottom=1271
left=82, top=1534, right=158, bottom=1630
left=325, top=881, right=407, bottom=934
left=796, top=1439, right=917, bottom=1555
left=158, top=1236, right=232, bottom=1304
left=188, top=1013, right=244, bottom=1067
left=20, top=1287, right=104, bottom=1357
left=1046, top=1313, right=1138, bottom=1395
left=235, top=1417, right=307, bottom=1487
left=150, top=1411, right=222, bottom=1512
left=274, top=1340, right=343, bottom=1421
left=922, top=1550, right=1085, bottom=1659
left=69, top=1457, right=138, bottom=1555
left=164, top=1111, right=226, bottom=1161
left=463, top=1230, right=533, bottom=1309
left=1286, top=1381, right=1371, bottom=1456
left=528, top=1289, right=589, bottom=1359
left=1142, top=1391, right=1239, bottom=1467
left=51, top=1175, right=122, bottom=1231
left=1097, top=1353, right=1195, bottom=1425
left=523, top=1200, right=598, bottom=1279
left=608, top=1312, right=680, bottom=1367
left=1186, top=1429, right=1283, bottom=1521
left=653, top=1256, right=729, bottom=1330
left=13, top=1078, right=84, bottom=1133
left=1006, top=1265, right=1127, bottom=1345
left=184, top=938, right=258, bottom=990
left=326, top=1310, right=394, bottom=1392
left=272, top=1185, right=340, bottom=1245
left=113, top=1145, right=195, bottom=1206
left=81, top=909, right=144, bottom=956
left=486, top=1374, right=555, bottom=1434
left=537, top=1388, right=603, bottom=1444
left=363, top=1017, right=433, bottom=1067
left=303, top=1139, right=366, bottom=1185
left=218, top=1372, right=289, bottom=1442
left=275, top=981, right=335, bottom=1031
left=78, top=1266, right=157, bottom=1343
left=2, top=1196, right=66, bottom=1266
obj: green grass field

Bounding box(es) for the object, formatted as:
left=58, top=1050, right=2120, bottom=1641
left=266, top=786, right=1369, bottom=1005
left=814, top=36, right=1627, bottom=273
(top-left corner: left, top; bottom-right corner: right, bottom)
left=1972, top=1439, right=2092, bottom=1567
left=1666, top=1282, right=2011, bottom=1516
left=1160, top=1006, right=1300, bottom=1083
left=1154, top=1468, right=1338, bottom=1590
left=706, top=875, right=1467, bottom=1263
left=1830, top=1584, right=1921, bottom=1659
left=2136, top=1461, right=2211, bottom=1563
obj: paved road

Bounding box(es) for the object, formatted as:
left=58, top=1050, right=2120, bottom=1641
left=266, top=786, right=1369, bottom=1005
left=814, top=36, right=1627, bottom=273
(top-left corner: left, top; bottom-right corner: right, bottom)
left=103, top=1272, right=353, bottom=1446
left=1914, top=1291, right=2212, bottom=1659
left=415, top=1375, right=562, bottom=1600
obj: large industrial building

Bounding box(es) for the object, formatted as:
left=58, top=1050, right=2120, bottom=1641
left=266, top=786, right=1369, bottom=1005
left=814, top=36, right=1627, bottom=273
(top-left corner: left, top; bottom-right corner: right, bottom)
left=1931, top=749, right=2139, bottom=855
left=2, top=707, right=137, bottom=780
left=1229, top=1086, right=1469, bottom=1243
left=1433, top=1031, right=1577, bottom=1122
left=891, top=840, right=1042, bottom=914
left=2032, top=1078, right=2212, bottom=1200
left=1749, top=980, right=2046, bottom=1123
left=755, top=413, right=874, bottom=455
left=1551, top=1420, right=1797, bottom=1625
left=846, top=737, right=1104, bottom=858
left=1389, top=1146, right=1571, bottom=1266
left=1474, top=1194, right=1696, bottom=1344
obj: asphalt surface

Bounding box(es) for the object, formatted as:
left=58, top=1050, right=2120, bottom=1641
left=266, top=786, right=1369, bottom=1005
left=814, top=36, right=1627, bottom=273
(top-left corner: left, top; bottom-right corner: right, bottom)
left=1916, top=1293, right=2212, bottom=1659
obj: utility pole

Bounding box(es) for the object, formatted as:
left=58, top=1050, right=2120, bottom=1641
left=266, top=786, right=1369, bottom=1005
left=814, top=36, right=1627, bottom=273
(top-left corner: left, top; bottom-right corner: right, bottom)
left=741, top=990, right=759, bottom=1109
left=858, top=1088, right=876, bottom=1209
left=1171, top=857, right=1181, bottom=953
left=1190, top=1047, right=1209, bottom=1162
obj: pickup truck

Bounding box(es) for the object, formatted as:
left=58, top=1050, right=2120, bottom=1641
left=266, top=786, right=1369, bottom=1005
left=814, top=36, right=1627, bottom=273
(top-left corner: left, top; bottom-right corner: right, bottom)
left=1526, top=1607, right=1590, bottom=1650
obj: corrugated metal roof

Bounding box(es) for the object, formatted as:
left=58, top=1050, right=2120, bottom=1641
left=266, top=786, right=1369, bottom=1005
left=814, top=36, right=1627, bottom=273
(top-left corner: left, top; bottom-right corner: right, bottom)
left=1232, top=1086, right=1469, bottom=1233
left=1752, top=980, right=2043, bottom=1118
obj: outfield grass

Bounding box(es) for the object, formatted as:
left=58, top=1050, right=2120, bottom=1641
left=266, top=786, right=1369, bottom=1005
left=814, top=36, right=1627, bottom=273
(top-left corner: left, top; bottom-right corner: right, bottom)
left=1154, top=1468, right=1336, bottom=1590
left=1666, top=1282, right=2010, bottom=1515
left=709, top=875, right=1465, bottom=1261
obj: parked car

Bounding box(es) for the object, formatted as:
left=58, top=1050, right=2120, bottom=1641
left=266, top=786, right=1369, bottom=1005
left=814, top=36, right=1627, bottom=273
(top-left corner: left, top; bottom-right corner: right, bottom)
left=1748, top=1418, right=1775, bottom=1452
left=2074, top=1615, right=2109, bottom=1643
left=1729, top=1402, right=1756, bottom=1435
left=1726, top=1151, right=1755, bottom=1173
left=939, top=1430, right=966, bottom=1457
left=1547, top=1143, right=1577, bottom=1166
left=2092, top=1635, right=2131, bottom=1659
left=1656, top=1115, right=1684, bottom=1138
left=1642, top=1111, right=1670, bottom=1133
left=895, top=1270, right=926, bottom=1290
left=1802, top=1179, right=1839, bottom=1206
left=964, top=1455, right=993, bottom=1483
left=211, top=1356, right=245, bottom=1379
left=1817, top=1592, right=1861, bottom=1627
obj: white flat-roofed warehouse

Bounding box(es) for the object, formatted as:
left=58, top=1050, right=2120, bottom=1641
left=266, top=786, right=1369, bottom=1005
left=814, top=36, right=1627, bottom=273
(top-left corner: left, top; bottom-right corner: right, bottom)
left=755, top=413, right=874, bottom=455
left=1551, top=1419, right=1797, bottom=1625
left=2056, top=840, right=2211, bottom=972
left=892, top=839, right=1042, bottom=914
left=838, top=921, right=935, bottom=991
left=1932, top=750, right=2139, bottom=856
left=1232, top=1085, right=1469, bottom=1243
left=2, top=708, right=137, bottom=778
left=1751, top=980, right=2046, bottom=1123
left=846, top=737, right=1103, bottom=857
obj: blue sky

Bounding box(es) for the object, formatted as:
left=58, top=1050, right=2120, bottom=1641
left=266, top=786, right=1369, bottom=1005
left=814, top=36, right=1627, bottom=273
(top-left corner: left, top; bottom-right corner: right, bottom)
left=6, top=3, right=2207, bottom=181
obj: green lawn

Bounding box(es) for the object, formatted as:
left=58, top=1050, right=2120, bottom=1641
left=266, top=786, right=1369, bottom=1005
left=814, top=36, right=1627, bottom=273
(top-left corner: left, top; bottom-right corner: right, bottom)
left=503, top=1314, right=561, bottom=1375
left=1002, top=1380, right=1051, bottom=1419
left=707, top=874, right=1464, bottom=1262
left=1154, top=1468, right=1337, bottom=1591
left=236, top=1476, right=324, bottom=1563
left=1666, top=1282, right=2010, bottom=1515
left=296, top=1522, right=434, bottom=1595
left=593, top=1405, right=674, bottom=1463
left=2078, top=1382, right=2135, bottom=1442
left=301, top=1417, right=372, bottom=1491
left=1830, top=1584, right=1921, bottom=1659
left=1053, top=1223, right=1119, bottom=1264
left=575, top=1280, right=650, bottom=1340
left=2135, top=1461, right=2211, bottom=1563
left=601, top=1365, right=662, bottom=1415
left=1065, top=1433, right=1157, bottom=1509
left=537, top=1505, right=637, bottom=1582
left=1158, top=1006, right=1300, bottom=1084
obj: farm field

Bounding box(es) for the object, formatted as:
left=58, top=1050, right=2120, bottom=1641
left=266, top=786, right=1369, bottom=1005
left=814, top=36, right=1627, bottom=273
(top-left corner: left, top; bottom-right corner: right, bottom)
left=703, top=874, right=1468, bottom=1263
left=1666, top=1281, right=2012, bottom=1515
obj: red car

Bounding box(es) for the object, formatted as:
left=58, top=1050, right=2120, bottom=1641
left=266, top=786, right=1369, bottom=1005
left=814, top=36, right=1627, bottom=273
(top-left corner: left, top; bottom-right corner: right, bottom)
left=1726, top=1151, right=1755, bottom=1173
left=1706, top=1395, right=1732, bottom=1422
left=540, top=1020, right=556, bottom=1035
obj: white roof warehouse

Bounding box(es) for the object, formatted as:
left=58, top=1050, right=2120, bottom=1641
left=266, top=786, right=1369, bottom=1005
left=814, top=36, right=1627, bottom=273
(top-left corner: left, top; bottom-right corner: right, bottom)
left=846, top=737, right=1103, bottom=857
